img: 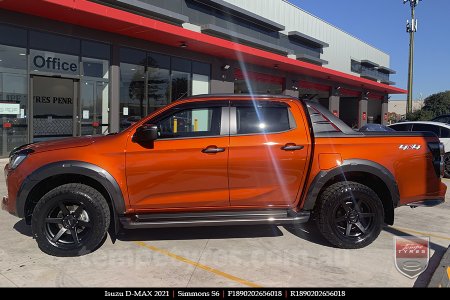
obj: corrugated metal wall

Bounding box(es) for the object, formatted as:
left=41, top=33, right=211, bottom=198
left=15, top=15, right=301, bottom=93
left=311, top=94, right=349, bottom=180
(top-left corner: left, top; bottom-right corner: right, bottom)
left=223, top=0, right=390, bottom=74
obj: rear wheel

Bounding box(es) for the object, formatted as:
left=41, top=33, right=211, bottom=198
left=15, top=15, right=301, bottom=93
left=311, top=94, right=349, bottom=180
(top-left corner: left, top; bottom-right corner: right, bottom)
left=444, top=153, right=450, bottom=178
left=31, top=183, right=110, bottom=256
left=315, top=181, right=384, bottom=249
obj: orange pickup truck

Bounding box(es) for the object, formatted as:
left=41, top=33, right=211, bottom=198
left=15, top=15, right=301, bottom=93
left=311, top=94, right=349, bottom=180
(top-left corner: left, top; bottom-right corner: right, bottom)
left=2, top=95, right=447, bottom=256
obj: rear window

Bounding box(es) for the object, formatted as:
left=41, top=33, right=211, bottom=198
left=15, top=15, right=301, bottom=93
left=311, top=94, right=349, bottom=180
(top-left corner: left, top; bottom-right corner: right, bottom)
left=411, top=124, right=440, bottom=136
left=236, top=106, right=295, bottom=134
left=389, top=123, right=412, bottom=131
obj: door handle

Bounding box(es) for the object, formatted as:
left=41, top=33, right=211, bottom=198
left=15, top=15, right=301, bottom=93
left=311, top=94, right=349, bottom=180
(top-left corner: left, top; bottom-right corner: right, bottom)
left=281, top=143, right=304, bottom=151
left=202, top=146, right=226, bottom=154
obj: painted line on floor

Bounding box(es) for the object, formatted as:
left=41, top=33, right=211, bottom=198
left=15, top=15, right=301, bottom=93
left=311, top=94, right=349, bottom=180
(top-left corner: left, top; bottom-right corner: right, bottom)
left=134, top=241, right=262, bottom=288
left=391, top=226, right=450, bottom=241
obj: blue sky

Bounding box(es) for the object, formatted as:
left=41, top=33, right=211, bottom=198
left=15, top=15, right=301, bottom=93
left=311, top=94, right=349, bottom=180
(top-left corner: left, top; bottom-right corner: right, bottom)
left=290, top=0, right=450, bottom=100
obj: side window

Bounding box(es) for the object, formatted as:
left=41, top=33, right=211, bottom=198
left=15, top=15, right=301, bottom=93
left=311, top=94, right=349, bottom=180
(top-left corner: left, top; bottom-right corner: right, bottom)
left=236, top=105, right=295, bottom=134
left=440, top=127, right=450, bottom=138
left=390, top=123, right=412, bottom=131
left=156, top=107, right=221, bottom=139
left=411, top=124, right=440, bottom=136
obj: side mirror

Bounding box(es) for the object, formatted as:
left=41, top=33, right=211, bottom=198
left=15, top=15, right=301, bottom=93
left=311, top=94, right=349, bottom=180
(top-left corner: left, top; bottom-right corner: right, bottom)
left=132, top=124, right=158, bottom=144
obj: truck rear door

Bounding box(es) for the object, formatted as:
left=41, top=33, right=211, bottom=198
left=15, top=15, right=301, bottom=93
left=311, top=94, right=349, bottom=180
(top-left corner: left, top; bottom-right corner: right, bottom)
left=228, top=99, right=311, bottom=208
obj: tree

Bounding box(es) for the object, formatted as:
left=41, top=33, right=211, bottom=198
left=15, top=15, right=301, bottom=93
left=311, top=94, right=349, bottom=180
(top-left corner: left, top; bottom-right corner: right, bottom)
left=405, top=91, right=450, bottom=121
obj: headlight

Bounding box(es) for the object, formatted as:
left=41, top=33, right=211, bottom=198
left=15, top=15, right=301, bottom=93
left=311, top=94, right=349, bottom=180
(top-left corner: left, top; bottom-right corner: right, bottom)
left=9, top=154, right=27, bottom=169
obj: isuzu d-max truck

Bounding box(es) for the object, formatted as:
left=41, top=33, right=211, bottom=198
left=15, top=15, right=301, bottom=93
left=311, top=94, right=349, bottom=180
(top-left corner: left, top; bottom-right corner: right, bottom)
left=3, top=95, right=446, bottom=256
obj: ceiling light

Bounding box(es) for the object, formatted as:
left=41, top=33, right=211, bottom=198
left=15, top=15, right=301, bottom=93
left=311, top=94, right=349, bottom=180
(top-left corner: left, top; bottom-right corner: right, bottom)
left=180, top=42, right=188, bottom=48
left=222, top=64, right=230, bottom=71
left=274, top=64, right=279, bottom=69
left=131, top=68, right=136, bottom=71
left=19, top=53, right=26, bottom=56
left=33, top=69, right=38, bottom=72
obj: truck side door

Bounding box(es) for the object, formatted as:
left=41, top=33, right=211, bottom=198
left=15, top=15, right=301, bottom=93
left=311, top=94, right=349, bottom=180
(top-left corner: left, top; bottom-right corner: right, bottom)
left=125, top=101, right=230, bottom=210
left=228, top=100, right=311, bottom=208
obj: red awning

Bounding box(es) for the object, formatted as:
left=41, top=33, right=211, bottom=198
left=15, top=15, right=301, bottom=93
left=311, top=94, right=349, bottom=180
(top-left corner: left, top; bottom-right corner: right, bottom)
left=0, top=0, right=407, bottom=95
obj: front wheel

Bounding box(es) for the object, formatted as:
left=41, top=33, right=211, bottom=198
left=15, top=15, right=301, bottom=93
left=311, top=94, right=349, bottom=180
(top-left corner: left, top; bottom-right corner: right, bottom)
left=444, top=153, right=450, bottom=178
left=315, top=181, right=384, bottom=249
left=31, top=183, right=110, bottom=256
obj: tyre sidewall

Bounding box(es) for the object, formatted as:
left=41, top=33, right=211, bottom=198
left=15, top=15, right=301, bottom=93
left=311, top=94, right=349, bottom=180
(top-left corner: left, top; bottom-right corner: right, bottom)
left=318, top=182, right=384, bottom=248
left=32, top=185, right=109, bottom=256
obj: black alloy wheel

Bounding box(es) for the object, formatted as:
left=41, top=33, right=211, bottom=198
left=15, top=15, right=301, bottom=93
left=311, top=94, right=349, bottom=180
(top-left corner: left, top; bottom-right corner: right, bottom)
left=315, top=181, right=384, bottom=249
left=32, top=183, right=110, bottom=256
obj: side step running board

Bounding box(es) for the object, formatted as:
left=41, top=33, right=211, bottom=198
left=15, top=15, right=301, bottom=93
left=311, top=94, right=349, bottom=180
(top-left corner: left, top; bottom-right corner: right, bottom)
left=120, top=209, right=310, bottom=229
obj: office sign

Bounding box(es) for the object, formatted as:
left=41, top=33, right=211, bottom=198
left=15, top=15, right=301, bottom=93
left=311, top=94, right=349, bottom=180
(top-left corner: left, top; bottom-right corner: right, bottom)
left=0, top=103, right=20, bottom=115
left=30, top=50, right=79, bottom=75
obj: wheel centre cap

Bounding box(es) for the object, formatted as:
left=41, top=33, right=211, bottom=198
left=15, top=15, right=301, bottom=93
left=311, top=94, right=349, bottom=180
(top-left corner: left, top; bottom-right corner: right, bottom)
left=62, top=215, right=77, bottom=228
left=347, top=211, right=359, bottom=223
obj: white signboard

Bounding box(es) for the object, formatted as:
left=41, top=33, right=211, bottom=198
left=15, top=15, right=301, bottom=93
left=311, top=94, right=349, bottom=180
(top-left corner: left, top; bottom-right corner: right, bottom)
left=123, top=107, right=129, bottom=116
left=0, top=103, right=20, bottom=115
left=83, top=110, right=90, bottom=119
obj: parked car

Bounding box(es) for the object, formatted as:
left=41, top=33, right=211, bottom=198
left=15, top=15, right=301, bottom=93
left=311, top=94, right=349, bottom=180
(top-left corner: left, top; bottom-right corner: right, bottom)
left=389, top=121, right=450, bottom=178
left=432, top=115, right=450, bottom=124
left=3, top=95, right=447, bottom=256
left=359, top=124, right=395, bottom=132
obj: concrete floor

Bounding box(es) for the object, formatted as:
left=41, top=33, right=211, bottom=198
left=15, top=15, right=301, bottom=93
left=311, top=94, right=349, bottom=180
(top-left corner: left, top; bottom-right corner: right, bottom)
left=0, top=158, right=449, bottom=287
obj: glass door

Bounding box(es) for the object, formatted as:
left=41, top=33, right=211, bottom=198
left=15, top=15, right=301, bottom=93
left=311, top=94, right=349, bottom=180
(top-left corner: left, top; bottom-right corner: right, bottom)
left=31, top=75, right=76, bottom=142
left=79, top=80, right=108, bottom=136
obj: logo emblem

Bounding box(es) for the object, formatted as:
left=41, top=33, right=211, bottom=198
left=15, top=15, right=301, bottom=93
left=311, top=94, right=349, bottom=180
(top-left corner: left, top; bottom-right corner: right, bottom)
left=394, top=236, right=429, bottom=278
left=399, top=144, right=421, bottom=150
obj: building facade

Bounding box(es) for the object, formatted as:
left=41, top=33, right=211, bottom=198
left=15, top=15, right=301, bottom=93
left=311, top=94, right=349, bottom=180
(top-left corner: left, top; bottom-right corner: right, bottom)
left=0, top=0, right=405, bottom=156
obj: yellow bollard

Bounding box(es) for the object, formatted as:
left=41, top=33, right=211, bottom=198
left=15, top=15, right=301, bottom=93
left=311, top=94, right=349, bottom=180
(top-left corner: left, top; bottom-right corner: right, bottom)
left=194, top=119, right=198, bottom=132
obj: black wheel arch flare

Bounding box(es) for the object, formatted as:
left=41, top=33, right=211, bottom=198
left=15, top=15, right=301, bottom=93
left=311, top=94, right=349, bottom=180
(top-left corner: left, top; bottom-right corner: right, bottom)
left=302, top=159, right=400, bottom=225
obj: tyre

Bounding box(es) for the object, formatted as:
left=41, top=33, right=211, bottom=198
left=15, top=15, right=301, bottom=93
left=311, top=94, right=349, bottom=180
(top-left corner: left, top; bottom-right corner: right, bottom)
left=315, top=181, right=384, bottom=249
left=31, top=183, right=110, bottom=256
left=444, top=153, right=450, bottom=178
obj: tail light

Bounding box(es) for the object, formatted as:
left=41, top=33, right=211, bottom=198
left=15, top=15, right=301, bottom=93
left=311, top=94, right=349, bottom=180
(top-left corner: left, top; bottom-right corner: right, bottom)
left=428, top=142, right=445, bottom=178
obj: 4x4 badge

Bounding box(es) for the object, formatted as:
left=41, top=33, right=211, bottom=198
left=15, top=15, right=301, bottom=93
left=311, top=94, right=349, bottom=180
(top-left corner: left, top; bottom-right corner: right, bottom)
left=399, top=144, right=421, bottom=150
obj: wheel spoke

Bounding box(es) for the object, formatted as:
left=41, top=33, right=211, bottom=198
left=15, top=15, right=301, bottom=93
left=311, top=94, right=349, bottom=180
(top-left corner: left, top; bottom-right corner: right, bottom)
left=345, top=223, right=352, bottom=236
left=58, top=202, right=70, bottom=216
left=71, top=230, right=80, bottom=244
left=359, top=212, right=375, bottom=219
left=353, top=199, right=362, bottom=213
left=355, top=221, right=366, bottom=234
left=73, top=205, right=84, bottom=218
left=45, top=217, right=63, bottom=224
left=341, top=202, right=352, bottom=213
left=51, top=228, right=67, bottom=243
left=78, top=220, right=91, bottom=228
left=335, top=215, right=346, bottom=223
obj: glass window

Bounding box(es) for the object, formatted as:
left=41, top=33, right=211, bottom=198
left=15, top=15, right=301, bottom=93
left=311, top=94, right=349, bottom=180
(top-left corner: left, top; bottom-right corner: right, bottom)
left=192, top=61, right=210, bottom=96
left=0, top=44, right=28, bottom=156
left=156, top=107, right=221, bottom=139
left=351, top=59, right=362, bottom=73
left=172, top=70, right=190, bottom=100
left=236, top=105, right=294, bottom=134
left=30, top=49, right=79, bottom=77
left=389, top=123, right=412, bottom=131
left=234, top=79, right=283, bottom=94
left=120, top=62, right=146, bottom=131
left=440, top=127, right=450, bottom=138
left=411, top=124, right=440, bottom=136
left=147, top=53, right=170, bottom=113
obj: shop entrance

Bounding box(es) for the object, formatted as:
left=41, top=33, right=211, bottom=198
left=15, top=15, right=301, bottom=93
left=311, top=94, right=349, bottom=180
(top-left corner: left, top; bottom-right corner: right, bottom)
left=31, top=75, right=78, bottom=142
